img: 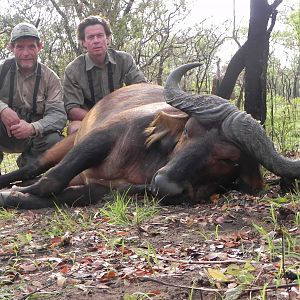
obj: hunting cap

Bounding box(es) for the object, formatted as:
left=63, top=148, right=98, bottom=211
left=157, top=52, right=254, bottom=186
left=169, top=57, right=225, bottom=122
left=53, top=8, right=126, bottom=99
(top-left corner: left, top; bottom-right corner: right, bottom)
left=10, top=22, right=40, bottom=42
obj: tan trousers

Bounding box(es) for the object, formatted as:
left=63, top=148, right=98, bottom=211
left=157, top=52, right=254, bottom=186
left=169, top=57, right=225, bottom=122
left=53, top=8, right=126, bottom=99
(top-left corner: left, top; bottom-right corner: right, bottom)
left=0, top=121, right=63, bottom=168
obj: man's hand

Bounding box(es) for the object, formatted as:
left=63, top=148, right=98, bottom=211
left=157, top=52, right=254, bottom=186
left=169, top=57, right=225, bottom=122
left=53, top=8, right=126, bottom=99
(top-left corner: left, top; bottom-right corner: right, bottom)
left=10, top=120, right=35, bottom=139
left=0, top=107, right=21, bottom=137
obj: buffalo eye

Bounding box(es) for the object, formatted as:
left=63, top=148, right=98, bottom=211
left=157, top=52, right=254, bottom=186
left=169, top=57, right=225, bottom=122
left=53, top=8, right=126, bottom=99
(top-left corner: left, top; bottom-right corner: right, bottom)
left=220, top=159, right=239, bottom=167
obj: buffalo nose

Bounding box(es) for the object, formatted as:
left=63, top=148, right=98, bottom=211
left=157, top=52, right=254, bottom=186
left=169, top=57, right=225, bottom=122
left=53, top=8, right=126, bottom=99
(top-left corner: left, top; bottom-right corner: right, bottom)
left=152, top=174, right=184, bottom=196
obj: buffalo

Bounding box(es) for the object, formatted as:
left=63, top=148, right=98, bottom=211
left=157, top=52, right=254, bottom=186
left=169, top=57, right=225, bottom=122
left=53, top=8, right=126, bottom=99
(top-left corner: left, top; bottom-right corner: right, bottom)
left=0, top=63, right=299, bottom=209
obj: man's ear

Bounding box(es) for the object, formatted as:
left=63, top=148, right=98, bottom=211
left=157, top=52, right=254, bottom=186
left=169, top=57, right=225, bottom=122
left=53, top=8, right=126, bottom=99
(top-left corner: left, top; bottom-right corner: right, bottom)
left=107, top=36, right=111, bottom=46
left=37, top=41, right=44, bottom=51
left=7, top=42, right=14, bottom=52
left=81, top=40, right=87, bottom=50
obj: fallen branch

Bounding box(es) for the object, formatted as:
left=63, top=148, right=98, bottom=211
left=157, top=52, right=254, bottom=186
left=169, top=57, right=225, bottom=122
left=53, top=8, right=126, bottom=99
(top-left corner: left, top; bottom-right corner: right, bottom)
left=138, top=276, right=222, bottom=292
left=155, top=254, right=257, bottom=265
left=139, top=276, right=300, bottom=295
left=18, top=280, right=59, bottom=300
left=245, top=282, right=300, bottom=293
left=0, top=248, right=50, bottom=260
left=18, top=265, right=84, bottom=300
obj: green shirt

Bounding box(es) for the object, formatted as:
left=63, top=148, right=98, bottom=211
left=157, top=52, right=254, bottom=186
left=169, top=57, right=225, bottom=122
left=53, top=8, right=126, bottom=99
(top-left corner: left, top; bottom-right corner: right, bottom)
left=63, top=49, right=147, bottom=112
left=0, top=59, right=67, bottom=136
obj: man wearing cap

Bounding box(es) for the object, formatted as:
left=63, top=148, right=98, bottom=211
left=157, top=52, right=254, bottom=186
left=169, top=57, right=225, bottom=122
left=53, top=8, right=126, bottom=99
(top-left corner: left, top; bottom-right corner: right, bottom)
left=0, top=22, right=67, bottom=171
left=63, top=16, right=147, bottom=134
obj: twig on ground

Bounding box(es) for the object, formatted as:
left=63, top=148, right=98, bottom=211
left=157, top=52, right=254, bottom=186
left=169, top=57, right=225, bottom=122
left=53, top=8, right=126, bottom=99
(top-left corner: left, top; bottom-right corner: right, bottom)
left=155, top=254, right=257, bottom=265
left=18, top=280, right=58, bottom=300
left=138, top=276, right=222, bottom=292
left=0, top=248, right=50, bottom=260
left=244, top=282, right=300, bottom=293
left=139, top=276, right=300, bottom=295
left=18, top=265, right=85, bottom=300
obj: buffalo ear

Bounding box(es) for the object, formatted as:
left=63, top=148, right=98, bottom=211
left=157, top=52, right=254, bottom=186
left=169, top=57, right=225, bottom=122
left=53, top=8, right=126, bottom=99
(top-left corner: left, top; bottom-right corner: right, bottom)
left=145, top=111, right=188, bottom=147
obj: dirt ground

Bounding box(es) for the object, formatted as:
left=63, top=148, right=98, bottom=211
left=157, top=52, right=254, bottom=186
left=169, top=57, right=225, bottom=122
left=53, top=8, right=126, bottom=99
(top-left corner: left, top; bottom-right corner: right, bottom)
left=0, top=184, right=299, bottom=300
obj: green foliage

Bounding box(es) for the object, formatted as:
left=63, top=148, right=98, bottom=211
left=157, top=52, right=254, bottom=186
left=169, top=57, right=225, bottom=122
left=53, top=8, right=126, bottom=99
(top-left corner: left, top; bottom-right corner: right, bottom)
left=100, top=190, right=133, bottom=226
left=225, top=262, right=256, bottom=285
left=253, top=194, right=300, bottom=265
left=0, top=0, right=224, bottom=87
left=46, top=204, right=93, bottom=236
left=266, top=96, right=300, bottom=152
left=0, top=208, right=16, bottom=220
left=1, top=153, right=18, bottom=174
left=124, top=293, right=153, bottom=300
left=260, top=282, right=269, bottom=300
left=99, top=189, right=159, bottom=227
left=16, top=232, right=32, bottom=247
left=289, top=8, right=300, bottom=46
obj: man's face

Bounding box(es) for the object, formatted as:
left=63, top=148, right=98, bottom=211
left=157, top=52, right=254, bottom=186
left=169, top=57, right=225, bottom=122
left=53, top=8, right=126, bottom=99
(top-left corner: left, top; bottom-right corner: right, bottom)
left=9, top=37, right=42, bottom=73
left=82, top=24, right=110, bottom=58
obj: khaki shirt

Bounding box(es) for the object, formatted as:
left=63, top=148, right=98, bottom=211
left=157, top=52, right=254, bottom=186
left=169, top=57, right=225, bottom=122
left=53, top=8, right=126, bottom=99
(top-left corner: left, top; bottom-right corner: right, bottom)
left=0, top=59, right=67, bottom=136
left=63, top=48, right=147, bottom=112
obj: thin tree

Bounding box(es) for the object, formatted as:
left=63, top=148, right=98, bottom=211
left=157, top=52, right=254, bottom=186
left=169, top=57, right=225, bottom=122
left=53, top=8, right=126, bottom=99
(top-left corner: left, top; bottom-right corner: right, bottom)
left=217, top=0, right=282, bottom=124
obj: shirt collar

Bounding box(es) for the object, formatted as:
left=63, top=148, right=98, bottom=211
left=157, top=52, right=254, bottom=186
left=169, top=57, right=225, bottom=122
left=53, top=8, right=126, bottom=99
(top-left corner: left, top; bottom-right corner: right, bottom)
left=85, top=50, right=116, bottom=71
left=85, top=53, right=95, bottom=71
left=105, top=49, right=116, bottom=65
left=16, top=60, right=39, bottom=77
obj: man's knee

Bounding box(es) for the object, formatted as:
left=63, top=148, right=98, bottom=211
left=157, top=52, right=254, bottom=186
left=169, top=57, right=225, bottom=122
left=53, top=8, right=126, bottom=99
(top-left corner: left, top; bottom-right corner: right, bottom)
left=17, top=132, right=64, bottom=168
left=31, top=131, right=63, bottom=154
left=44, top=131, right=64, bottom=147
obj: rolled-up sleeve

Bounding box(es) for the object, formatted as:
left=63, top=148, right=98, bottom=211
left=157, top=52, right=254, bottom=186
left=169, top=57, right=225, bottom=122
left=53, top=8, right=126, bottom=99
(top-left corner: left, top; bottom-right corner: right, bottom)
left=63, top=64, right=85, bottom=113
left=31, top=71, right=67, bottom=136
left=0, top=64, right=9, bottom=113
left=0, top=101, right=8, bottom=114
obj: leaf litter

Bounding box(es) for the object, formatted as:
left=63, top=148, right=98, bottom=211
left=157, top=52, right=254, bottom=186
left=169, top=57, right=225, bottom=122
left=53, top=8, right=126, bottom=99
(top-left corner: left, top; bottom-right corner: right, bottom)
left=0, top=179, right=299, bottom=299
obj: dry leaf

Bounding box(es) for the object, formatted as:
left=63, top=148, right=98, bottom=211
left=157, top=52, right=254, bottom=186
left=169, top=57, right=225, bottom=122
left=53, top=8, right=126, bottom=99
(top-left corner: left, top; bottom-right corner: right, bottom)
left=207, top=268, right=229, bottom=282
left=56, top=275, right=67, bottom=287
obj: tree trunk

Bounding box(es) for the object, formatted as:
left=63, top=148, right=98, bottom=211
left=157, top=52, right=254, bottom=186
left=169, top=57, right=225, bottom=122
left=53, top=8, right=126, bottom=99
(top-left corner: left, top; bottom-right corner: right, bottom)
left=244, top=0, right=271, bottom=124
left=217, top=0, right=282, bottom=125
left=217, top=41, right=247, bottom=99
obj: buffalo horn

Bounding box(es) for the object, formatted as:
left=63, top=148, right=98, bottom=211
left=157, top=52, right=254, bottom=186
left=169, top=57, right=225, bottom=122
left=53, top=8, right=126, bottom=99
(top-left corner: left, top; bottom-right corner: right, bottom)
left=164, top=63, right=300, bottom=178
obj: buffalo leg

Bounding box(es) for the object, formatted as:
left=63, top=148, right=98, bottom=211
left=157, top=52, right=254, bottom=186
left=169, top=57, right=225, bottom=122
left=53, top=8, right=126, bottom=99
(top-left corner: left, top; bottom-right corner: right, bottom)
left=0, top=183, right=152, bottom=209
left=0, top=165, right=48, bottom=189
left=16, top=131, right=114, bottom=197
left=0, top=183, right=110, bottom=209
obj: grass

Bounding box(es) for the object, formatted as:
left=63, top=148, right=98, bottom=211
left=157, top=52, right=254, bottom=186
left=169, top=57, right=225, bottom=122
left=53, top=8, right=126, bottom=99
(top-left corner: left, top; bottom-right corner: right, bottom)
left=0, top=97, right=299, bottom=299
left=46, top=204, right=94, bottom=237
left=124, top=293, right=154, bottom=300
left=99, top=189, right=159, bottom=227
left=266, top=96, right=300, bottom=152
left=252, top=194, right=300, bottom=287
left=0, top=208, right=16, bottom=221
left=0, top=153, right=18, bottom=174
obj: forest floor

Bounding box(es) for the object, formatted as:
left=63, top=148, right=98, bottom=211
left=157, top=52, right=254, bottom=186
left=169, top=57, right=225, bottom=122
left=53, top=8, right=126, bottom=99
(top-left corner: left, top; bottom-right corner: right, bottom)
left=0, top=177, right=299, bottom=300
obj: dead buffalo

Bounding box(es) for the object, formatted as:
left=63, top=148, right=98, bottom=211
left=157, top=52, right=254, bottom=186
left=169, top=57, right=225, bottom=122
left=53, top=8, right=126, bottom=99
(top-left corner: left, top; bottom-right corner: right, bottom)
left=0, top=63, right=299, bottom=209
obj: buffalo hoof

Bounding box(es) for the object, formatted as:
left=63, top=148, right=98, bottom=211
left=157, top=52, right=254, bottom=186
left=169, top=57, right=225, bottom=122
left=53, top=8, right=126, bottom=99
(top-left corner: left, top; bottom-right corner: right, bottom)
left=0, top=190, right=26, bottom=208
left=0, top=190, right=56, bottom=209
left=14, top=176, right=65, bottom=197
left=0, top=191, right=10, bottom=207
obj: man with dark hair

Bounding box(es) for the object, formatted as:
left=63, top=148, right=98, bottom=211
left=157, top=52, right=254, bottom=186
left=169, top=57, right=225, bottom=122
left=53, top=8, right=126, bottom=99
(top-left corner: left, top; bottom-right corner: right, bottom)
left=63, top=16, right=147, bottom=134
left=0, top=22, right=67, bottom=171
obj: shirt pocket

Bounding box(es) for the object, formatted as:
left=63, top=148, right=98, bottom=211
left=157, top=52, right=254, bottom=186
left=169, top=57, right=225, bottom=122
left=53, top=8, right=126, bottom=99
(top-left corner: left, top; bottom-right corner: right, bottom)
left=35, top=95, right=46, bottom=115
